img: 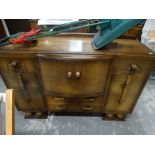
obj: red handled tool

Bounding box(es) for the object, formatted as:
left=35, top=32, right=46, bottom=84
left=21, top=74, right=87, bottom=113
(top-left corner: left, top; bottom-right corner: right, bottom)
left=9, top=29, right=41, bottom=45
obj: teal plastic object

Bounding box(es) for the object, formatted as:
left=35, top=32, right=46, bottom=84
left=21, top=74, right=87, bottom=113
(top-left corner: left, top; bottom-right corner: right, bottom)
left=92, top=19, right=144, bottom=49
left=0, top=19, right=144, bottom=48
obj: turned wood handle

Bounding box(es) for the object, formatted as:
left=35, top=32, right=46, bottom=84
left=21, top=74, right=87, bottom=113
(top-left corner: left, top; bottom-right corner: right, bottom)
left=10, top=60, right=18, bottom=68
left=119, top=75, right=132, bottom=103
left=74, top=71, right=81, bottom=83
left=67, top=71, right=72, bottom=81
left=67, top=71, right=81, bottom=83
left=75, top=71, right=81, bottom=79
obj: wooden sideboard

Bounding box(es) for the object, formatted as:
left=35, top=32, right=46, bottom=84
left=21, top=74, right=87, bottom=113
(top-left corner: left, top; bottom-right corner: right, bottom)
left=0, top=34, right=155, bottom=120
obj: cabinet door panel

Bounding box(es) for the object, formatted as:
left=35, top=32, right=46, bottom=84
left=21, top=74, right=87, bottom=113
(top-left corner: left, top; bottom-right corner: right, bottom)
left=0, top=68, right=45, bottom=112
left=74, top=61, right=111, bottom=95
left=37, top=55, right=112, bottom=96
left=14, top=87, right=46, bottom=111
left=103, top=60, right=154, bottom=114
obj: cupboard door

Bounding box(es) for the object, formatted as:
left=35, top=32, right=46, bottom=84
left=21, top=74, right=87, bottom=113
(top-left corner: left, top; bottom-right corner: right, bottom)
left=103, top=60, right=154, bottom=114
left=73, top=61, right=112, bottom=95
left=0, top=59, right=46, bottom=112
left=37, top=54, right=112, bottom=97
left=14, top=87, right=45, bottom=112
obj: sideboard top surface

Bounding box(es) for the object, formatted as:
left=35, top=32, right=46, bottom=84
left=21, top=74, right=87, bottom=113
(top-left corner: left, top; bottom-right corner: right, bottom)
left=0, top=33, right=155, bottom=59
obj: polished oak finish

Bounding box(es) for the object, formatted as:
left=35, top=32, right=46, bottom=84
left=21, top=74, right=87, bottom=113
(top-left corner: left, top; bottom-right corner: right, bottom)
left=0, top=33, right=155, bottom=120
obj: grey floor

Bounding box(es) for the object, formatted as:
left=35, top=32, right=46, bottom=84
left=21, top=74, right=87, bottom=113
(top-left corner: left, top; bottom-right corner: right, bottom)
left=0, top=76, right=155, bottom=135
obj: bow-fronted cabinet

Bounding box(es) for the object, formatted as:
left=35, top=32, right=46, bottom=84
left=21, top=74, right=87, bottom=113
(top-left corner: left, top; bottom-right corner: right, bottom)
left=0, top=34, right=155, bottom=120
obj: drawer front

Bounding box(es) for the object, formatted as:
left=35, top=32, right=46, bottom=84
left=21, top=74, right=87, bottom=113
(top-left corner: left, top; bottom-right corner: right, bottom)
left=46, top=96, right=103, bottom=113
left=37, top=54, right=112, bottom=96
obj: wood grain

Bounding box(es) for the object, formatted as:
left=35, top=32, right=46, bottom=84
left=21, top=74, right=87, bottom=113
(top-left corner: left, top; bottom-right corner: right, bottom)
left=6, top=89, right=15, bottom=135
left=0, top=34, right=155, bottom=120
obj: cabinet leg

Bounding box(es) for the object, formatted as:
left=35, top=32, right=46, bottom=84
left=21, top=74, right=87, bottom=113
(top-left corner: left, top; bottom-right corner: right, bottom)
left=24, top=112, right=48, bottom=119
left=115, top=114, right=125, bottom=121
left=106, top=114, right=114, bottom=119
left=102, top=113, right=126, bottom=121
left=34, top=112, right=48, bottom=119
left=25, top=112, right=34, bottom=118
left=102, top=113, right=114, bottom=120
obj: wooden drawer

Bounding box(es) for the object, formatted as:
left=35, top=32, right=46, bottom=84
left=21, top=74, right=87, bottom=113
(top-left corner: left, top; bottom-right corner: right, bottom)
left=46, top=96, right=103, bottom=113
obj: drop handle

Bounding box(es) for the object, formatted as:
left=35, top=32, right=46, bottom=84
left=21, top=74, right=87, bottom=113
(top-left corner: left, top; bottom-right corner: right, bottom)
left=83, top=98, right=95, bottom=102
left=83, top=106, right=93, bottom=111
left=54, top=97, right=64, bottom=101
left=56, top=106, right=66, bottom=110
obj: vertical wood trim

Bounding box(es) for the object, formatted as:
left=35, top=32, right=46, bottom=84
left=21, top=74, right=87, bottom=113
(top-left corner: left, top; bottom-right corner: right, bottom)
left=5, top=89, right=15, bottom=135
left=102, top=61, right=113, bottom=113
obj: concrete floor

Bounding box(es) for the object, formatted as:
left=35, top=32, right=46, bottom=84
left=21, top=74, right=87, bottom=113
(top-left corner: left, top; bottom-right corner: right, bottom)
left=0, top=76, right=155, bottom=135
